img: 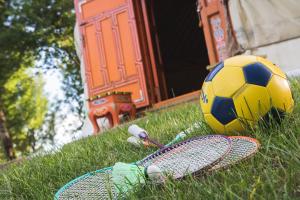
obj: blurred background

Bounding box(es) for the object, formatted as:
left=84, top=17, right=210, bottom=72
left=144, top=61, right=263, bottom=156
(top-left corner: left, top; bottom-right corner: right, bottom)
left=0, top=0, right=82, bottom=161
left=0, top=0, right=299, bottom=162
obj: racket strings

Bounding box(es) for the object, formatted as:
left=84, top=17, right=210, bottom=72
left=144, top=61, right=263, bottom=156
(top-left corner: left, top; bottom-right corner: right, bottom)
left=57, top=169, right=118, bottom=200
left=140, top=136, right=231, bottom=179
left=209, top=137, right=260, bottom=171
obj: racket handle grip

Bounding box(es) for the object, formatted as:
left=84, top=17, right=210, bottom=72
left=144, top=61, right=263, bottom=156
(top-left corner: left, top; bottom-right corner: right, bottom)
left=128, top=124, right=148, bottom=139
left=176, top=132, right=187, bottom=140
left=148, top=138, right=165, bottom=149
left=166, top=132, right=187, bottom=146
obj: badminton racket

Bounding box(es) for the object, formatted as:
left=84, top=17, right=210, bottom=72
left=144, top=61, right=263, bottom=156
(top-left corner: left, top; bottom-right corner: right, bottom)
left=54, top=135, right=231, bottom=199
left=127, top=125, right=261, bottom=173
left=132, top=125, right=261, bottom=172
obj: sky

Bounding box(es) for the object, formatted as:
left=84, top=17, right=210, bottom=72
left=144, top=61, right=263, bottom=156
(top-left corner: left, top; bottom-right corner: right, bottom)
left=32, top=48, right=88, bottom=150
left=43, top=68, right=84, bottom=149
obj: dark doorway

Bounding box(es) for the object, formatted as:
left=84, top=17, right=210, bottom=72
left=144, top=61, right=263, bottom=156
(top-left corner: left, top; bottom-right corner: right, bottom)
left=147, top=0, right=210, bottom=98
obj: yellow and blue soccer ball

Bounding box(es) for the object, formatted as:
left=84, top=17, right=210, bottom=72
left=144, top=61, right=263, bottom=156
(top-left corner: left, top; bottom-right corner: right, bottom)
left=200, top=55, right=294, bottom=133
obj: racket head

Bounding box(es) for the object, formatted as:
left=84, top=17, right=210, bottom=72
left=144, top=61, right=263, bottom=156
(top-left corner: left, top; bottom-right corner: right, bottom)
left=138, top=135, right=232, bottom=179
left=54, top=167, right=118, bottom=200
left=209, top=136, right=260, bottom=171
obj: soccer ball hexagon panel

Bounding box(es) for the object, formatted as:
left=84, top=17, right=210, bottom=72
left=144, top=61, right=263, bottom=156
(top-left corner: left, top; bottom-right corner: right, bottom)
left=211, top=96, right=236, bottom=125
left=243, top=62, right=272, bottom=87
left=200, top=55, right=294, bottom=134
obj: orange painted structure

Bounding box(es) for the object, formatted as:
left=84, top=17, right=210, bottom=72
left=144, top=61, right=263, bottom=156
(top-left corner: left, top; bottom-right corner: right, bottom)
left=88, top=92, right=136, bottom=133
left=199, top=0, right=230, bottom=63
left=74, top=0, right=233, bottom=134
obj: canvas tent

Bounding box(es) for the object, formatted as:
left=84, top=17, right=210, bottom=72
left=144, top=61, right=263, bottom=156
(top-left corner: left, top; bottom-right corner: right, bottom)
left=229, top=0, right=300, bottom=75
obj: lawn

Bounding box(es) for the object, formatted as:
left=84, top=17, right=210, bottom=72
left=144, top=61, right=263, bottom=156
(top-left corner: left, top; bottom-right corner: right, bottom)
left=0, top=79, right=300, bottom=200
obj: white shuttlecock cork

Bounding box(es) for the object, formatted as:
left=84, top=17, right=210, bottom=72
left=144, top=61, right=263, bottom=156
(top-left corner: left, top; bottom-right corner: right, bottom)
left=127, top=136, right=142, bottom=147
left=128, top=124, right=148, bottom=139
left=146, top=165, right=166, bottom=184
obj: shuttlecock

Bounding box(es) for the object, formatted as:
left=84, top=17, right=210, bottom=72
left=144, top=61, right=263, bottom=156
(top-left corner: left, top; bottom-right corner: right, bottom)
left=128, top=124, right=148, bottom=140
left=127, top=136, right=143, bottom=147
left=127, top=136, right=153, bottom=148
left=146, top=165, right=166, bottom=184
left=112, top=162, right=146, bottom=193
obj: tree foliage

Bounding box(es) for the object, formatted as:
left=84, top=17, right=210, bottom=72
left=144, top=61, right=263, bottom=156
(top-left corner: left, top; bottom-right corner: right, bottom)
left=0, top=0, right=83, bottom=160
left=2, top=67, right=48, bottom=154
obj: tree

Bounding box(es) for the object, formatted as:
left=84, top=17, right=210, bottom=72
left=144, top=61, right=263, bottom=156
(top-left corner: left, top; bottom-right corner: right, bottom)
left=0, top=0, right=83, bottom=160
left=2, top=67, right=48, bottom=155
left=0, top=110, right=14, bottom=160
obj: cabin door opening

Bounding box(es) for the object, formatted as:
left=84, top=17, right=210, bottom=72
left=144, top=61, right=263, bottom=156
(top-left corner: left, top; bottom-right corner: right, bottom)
left=146, top=0, right=210, bottom=99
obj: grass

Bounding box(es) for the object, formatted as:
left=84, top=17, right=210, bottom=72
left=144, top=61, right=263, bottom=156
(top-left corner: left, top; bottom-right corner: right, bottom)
left=0, top=79, right=300, bottom=199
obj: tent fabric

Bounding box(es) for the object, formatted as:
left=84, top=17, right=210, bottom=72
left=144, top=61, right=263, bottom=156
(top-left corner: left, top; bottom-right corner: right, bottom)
left=74, top=22, right=88, bottom=105
left=223, top=2, right=242, bottom=57
left=228, top=0, right=300, bottom=50
left=243, top=37, right=300, bottom=75
left=74, top=23, right=82, bottom=58
left=74, top=22, right=95, bottom=136
left=74, top=22, right=89, bottom=113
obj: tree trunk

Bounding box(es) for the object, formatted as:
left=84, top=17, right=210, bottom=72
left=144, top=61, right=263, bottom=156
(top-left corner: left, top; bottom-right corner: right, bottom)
left=0, top=110, right=15, bottom=160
